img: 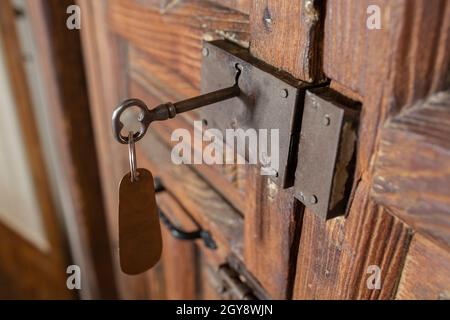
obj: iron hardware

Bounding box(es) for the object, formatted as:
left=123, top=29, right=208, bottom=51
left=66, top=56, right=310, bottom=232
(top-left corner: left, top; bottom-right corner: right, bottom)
left=112, top=65, right=241, bottom=144
left=113, top=40, right=320, bottom=188
left=294, top=88, right=360, bottom=220
left=154, top=177, right=217, bottom=249
left=200, top=40, right=317, bottom=187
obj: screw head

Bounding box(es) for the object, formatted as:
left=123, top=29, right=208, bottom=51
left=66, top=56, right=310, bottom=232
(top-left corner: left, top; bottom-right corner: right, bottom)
left=323, top=115, right=331, bottom=126
left=299, top=192, right=305, bottom=202
left=310, top=195, right=318, bottom=204
left=280, top=89, right=289, bottom=98
left=202, top=47, right=209, bottom=57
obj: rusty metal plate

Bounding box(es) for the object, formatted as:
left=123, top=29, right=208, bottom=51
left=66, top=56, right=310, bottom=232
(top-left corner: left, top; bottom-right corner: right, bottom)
left=294, top=88, right=360, bottom=220
left=200, top=41, right=314, bottom=188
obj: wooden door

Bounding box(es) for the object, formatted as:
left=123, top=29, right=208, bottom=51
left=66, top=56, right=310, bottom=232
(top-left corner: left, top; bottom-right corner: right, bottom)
left=0, top=0, right=72, bottom=299
left=79, top=0, right=450, bottom=299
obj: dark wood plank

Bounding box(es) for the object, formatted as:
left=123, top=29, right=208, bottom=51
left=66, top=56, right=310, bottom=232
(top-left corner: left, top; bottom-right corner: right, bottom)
left=372, top=91, right=450, bottom=249
left=293, top=181, right=411, bottom=299
left=396, top=234, right=450, bottom=299
left=244, top=166, right=302, bottom=299
left=138, top=132, right=244, bottom=260
left=324, top=0, right=450, bottom=100
left=146, top=192, right=199, bottom=299
left=109, top=0, right=250, bottom=85
left=292, top=0, right=450, bottom=300
left=324, top=0, right=450, bottom=174
left=250, top=0, right=325, bottom=82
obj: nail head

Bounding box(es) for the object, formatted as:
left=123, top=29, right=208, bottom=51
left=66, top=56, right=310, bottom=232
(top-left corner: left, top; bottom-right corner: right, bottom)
left=280, top=89, right=289, bottom=98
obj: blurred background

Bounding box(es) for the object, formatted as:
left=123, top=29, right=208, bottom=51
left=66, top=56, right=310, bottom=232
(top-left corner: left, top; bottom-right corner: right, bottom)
left=0, top=0, right=115, bottom=299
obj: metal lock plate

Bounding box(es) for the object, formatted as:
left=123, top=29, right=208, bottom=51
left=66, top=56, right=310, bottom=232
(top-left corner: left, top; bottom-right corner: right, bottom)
left=200, top=40, right=314, bottom=188
left=294, top=88, right=360, bottom=220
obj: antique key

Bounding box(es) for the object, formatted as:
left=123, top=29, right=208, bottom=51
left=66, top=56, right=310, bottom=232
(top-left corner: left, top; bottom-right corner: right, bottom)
left=112, top=64, right=241, bottom=275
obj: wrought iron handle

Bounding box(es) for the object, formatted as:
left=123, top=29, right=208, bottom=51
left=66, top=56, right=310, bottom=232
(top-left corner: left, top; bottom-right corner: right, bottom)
left=154, top=178, right=217, bottom=250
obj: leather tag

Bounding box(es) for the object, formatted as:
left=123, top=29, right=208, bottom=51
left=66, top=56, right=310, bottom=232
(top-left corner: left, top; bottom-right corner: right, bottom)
left=119, top=168, right=162, bottom=275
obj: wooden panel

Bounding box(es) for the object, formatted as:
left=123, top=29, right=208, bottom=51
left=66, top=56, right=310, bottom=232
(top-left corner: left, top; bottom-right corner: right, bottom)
left=146, top=192, right=199, bottom=299
left=324, top=0, right=450, bottom=100
left=28, top=0, right=116, bottom=299
left=198, top=249, right=228, bottom=300
left=293, top=181, right=411, bottom=299
left=139, top=132, right=244, bottom=260
left=372, top=91, right=450, bottom=249
left=80, top=0, right=250, bottom=298
left=0, top=224, right=69, bottom=299
left=250, top=0, right=325, bottom=82
left=291, top=0, right=450, bottom=300
left=109, top=0, right=250, bottom=92
left=324, top=0, right=450, bottom=174
left=397, top=234, right=450, bottom=299
left=78, top=0, right=148, bottom=299
left=244, top=166, right=302, bottom=299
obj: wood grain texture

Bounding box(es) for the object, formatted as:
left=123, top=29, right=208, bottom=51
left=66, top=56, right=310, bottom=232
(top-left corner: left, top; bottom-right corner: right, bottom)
left=146, top=192, right=199, bottom=299
left=28, top=0, right=116, bottom=299
left=208, top=0, right=251, bottom=15
left=109, top=0, right=250, bottom=78
left=250, top=0, right=325, bottom=82
left=324, top=0, right=450, bottom=176
left=244, top=165, right=303, bottom=299
left=324, top=0, right=450, bottom=100
left=293, top=181, right=412, bottom=299
left=79, top=0, right=450, bottom=300
left=291, top=0, right=450, bottom=300
left=372, top=91, right=450, bottom=249
left=396, top=234, right=450, bottom=300
left=139, top=132, right=244, bottom=260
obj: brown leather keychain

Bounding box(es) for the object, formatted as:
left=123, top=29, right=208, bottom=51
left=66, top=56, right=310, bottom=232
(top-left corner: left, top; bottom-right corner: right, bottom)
left=117, top=130, right=162, bottom=275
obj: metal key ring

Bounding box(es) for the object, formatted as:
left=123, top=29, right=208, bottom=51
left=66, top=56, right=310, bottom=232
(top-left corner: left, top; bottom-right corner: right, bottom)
left=112, top=98, right=150, bottom=144
left=128, top=131, right=139, bottom=182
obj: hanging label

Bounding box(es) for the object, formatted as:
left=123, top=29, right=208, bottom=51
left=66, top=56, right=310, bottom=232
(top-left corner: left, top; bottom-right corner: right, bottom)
left=118, top=168, right=162, bottom=275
